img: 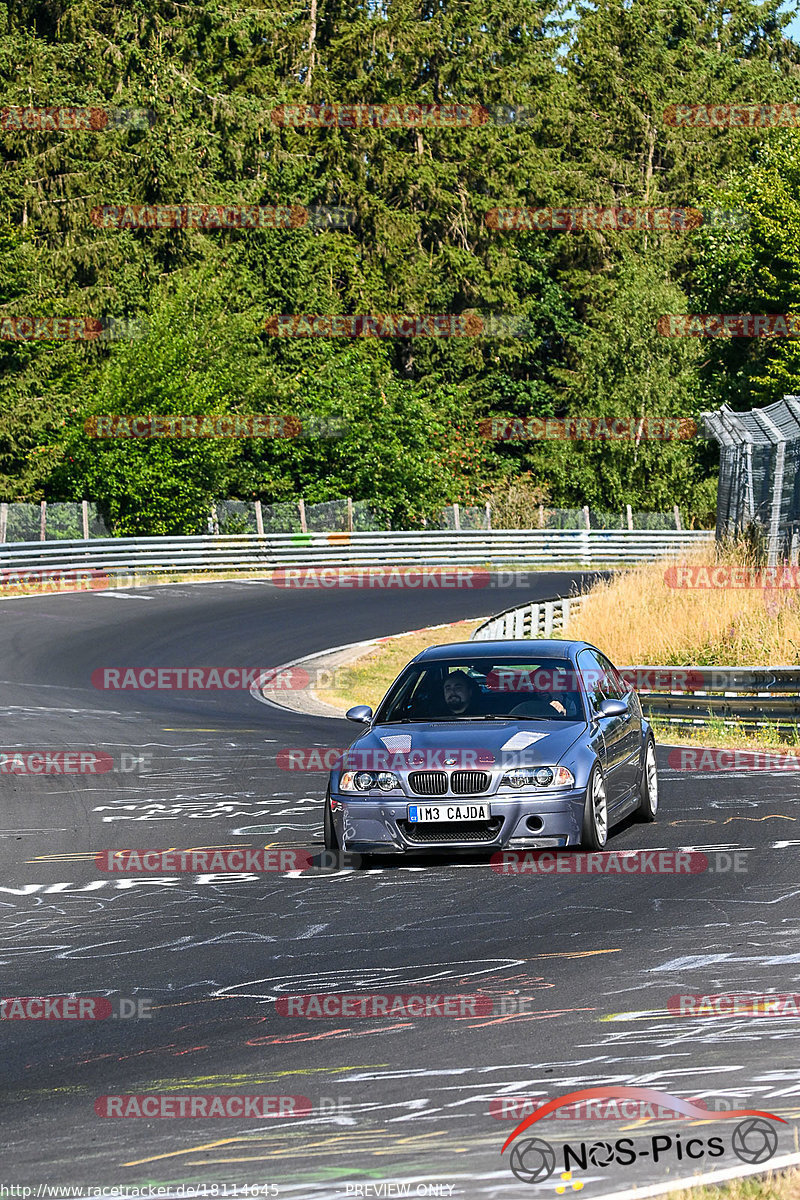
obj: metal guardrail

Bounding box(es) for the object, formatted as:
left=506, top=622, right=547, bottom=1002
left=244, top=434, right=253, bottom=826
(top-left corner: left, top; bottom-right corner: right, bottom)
left=472, top=599, right=800, bottom=729
left=630, top=667, right=800, bottom=730
left=0, top=529, right=713, bottom=576
left=472, top=596, right=585, bottom=639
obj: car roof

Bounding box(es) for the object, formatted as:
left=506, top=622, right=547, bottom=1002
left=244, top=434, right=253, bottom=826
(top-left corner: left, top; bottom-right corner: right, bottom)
left=413, top=639, right=590, bottom=662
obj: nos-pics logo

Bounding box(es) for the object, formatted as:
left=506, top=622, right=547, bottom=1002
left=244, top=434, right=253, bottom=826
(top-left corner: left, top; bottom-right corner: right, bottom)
left=501, top=1087, right=784, bottom=1184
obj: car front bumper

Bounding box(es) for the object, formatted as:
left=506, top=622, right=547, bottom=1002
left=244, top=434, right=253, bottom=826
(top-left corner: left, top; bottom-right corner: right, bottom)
left=330, top=789, right=586, bottom=854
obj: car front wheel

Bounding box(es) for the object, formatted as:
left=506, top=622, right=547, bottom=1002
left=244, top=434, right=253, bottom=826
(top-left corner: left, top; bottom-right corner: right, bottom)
left=635, top=737, right=658, bottom=822
left=323, top=792, right=340, bottom=851
left=580, top=764, right=608, bottom=850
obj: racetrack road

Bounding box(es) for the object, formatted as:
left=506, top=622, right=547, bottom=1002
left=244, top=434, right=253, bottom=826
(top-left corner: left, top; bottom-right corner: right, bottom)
left=1, top=573, right=799, bottom=1198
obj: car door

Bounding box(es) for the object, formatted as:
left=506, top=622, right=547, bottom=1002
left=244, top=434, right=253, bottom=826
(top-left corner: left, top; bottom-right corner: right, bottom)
left=577, top=648, right=628, bottom=806
left=598, top=652, right=641, bottom=796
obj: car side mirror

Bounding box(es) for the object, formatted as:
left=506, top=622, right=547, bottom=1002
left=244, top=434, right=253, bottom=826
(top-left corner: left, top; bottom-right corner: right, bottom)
left=346, top=705, right=373, bottom=724
left=598, top=697, right=628, bottom=719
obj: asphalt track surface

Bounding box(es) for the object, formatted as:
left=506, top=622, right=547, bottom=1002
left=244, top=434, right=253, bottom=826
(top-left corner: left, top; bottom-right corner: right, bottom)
left=2, top=573, right=799, bottom=1198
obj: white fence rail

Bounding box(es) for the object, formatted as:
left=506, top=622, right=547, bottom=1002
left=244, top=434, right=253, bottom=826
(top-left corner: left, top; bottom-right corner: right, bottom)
left=472, top=596, right=585, bottom=640
left=0, top=529, right=713, bottom=577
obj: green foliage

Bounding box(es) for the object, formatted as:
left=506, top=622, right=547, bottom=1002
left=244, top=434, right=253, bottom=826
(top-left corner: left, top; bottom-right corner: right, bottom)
left=2, top=0, right=799, bottom=528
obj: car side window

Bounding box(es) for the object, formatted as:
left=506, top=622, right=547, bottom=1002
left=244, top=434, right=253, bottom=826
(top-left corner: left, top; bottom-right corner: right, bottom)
left=577, top=649, right=608, bottom=712
left=578, top=650, right=625, bottom=709
left=598, top=654, right=626, bottom=700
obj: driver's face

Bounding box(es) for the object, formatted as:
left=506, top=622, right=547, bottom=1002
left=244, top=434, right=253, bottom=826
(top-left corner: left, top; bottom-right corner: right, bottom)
left=443, top=676, right=470, bottom=713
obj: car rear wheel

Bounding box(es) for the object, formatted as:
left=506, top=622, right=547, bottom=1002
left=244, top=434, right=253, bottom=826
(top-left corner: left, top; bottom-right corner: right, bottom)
left=580, top=765, right=608, bottom=850
left=635, top=736, right=658, bottom=822
left=323, top=792, right=340, bottom=852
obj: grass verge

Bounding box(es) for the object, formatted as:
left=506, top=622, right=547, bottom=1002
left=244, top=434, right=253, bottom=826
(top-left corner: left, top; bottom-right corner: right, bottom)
left=671, top=1166, right=800, bottom=1200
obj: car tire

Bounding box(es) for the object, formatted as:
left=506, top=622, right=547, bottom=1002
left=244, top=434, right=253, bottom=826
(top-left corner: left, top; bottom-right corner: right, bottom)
left=635, top=736, right=658, bottom=822
left=323, top=792, right=340, bottom=852
left=580, top=764, right=609, bottom=850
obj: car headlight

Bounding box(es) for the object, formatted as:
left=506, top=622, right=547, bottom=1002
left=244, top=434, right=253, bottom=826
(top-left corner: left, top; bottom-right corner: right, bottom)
left=339, top=770, right=401, bottom=792
left=500, top=765, right=574, bottom=789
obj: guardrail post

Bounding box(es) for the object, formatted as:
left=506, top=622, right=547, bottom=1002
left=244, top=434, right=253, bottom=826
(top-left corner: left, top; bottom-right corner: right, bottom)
left=82, top=500, right=90, bottom=540
left=543, top=601, right=554, bottom=638
left=538, top=504, right=544, bottom=528
left=0, top=503, right=7, bottom=544
left=255, top=501, right=264, bottom=536
left=347, top=496, right=354, bottom=532
left=40, top=500, right=46, bottom=542
left=453, top=503, right=461, bottom=531
left=674, top=505, right=682, bottom=531
left=485, top=502, right=491, bottom=530
left=626, top=504, right=633, bottom=531
left=298, top=499, right=307, bottom=533
left=582, top=505, right=590, bottom=530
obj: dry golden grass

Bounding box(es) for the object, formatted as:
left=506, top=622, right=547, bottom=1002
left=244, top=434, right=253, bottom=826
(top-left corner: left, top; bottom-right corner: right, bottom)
left=671, top=1166, right=800, bottom=1200
left=567, top=552, right=800, bottom=667
left=324, top=618, right=485, bottom=713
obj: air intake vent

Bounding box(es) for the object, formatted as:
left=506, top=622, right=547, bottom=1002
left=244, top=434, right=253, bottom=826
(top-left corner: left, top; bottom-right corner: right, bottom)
left=450, top=771, right=490, bottom=795
left=408, top=771, right=447, bottom=795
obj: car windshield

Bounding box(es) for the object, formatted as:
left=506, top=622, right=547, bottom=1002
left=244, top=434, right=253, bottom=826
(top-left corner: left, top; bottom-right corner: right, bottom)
left=374, top=658, right=585, bottom=723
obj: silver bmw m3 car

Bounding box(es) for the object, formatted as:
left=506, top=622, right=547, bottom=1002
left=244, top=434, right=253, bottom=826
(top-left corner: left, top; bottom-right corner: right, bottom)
left=322, top=639, right=658, bottom=860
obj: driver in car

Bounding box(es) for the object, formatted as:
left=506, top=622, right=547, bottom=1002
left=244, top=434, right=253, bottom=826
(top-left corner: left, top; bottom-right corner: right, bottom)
left=442, top=670, right=481, bottom=716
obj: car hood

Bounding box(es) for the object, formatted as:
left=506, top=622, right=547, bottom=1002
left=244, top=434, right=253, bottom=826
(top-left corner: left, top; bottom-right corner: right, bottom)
left=345, top=720, right=585, bottom=769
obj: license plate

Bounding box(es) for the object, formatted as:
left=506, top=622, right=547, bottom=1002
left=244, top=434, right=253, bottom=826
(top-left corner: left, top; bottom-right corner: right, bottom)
left=407, top=803, right=491, bottom=823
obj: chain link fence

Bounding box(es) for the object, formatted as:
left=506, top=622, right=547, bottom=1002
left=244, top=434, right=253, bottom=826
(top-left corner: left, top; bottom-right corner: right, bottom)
left=0, top=498, right=687, bottom=540
left=438, top=504, right=683, bottom=531
left=0, top=502, right=109, bottom=542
